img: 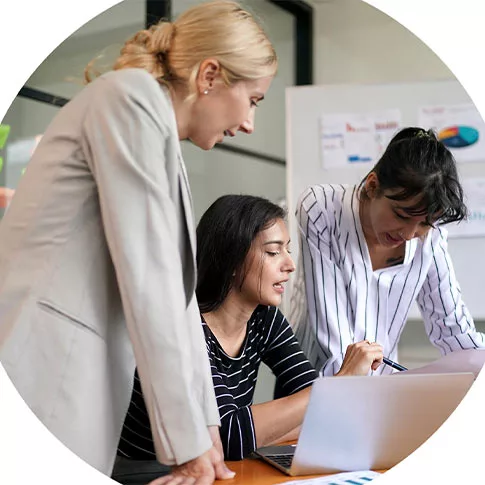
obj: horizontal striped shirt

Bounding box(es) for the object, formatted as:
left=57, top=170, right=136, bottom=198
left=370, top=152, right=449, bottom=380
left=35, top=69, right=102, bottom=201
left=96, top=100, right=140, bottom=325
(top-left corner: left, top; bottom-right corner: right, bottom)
left=290, top=184, right=485, bottom=376
left=118, top=306, right=317, bottom=461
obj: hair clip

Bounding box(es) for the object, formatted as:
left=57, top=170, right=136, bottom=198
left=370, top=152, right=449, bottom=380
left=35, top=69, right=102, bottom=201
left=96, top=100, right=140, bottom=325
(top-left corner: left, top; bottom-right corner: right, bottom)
left=415, top=129, right=433, bottom=139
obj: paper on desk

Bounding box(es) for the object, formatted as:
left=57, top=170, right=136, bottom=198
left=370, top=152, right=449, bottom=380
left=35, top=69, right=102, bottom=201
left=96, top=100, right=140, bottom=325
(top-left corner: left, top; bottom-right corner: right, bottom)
left=274, top=470, right=381, bottom=485
left=396, top=349, right=485, bottom=379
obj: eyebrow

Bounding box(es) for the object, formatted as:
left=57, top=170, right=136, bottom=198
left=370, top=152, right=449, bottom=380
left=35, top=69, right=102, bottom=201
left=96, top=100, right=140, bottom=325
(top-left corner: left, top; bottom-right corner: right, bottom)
left=393, top=204, right=428, bottom=216
left=263, top=239, right=291, bottom=246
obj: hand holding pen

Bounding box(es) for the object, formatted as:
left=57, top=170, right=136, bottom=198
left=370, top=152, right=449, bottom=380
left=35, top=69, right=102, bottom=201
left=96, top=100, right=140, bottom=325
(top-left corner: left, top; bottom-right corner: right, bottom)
left=360, top=340, right=408, bottom=372
left=336, top=340, right=407, bottom=376
left=336, top=340, right=385, bottom=376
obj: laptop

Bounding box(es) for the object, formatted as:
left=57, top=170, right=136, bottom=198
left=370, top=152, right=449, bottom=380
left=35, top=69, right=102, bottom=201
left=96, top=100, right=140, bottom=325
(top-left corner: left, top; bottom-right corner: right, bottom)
left=254, top=372, right=474, bottom=476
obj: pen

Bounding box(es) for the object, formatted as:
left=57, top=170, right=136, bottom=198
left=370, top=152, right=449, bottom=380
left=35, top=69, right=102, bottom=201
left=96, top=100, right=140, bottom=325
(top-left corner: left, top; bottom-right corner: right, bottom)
left=383, top=356, right=407, bottom=372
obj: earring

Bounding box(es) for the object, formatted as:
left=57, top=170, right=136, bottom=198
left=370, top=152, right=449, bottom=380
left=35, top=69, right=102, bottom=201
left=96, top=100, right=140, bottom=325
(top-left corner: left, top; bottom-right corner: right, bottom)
left=203, top=89, right=209, bottom=95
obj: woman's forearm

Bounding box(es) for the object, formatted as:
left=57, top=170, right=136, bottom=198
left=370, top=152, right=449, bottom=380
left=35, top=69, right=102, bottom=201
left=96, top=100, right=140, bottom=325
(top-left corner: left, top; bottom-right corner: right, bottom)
left=250, top=386, right=311, bottom=448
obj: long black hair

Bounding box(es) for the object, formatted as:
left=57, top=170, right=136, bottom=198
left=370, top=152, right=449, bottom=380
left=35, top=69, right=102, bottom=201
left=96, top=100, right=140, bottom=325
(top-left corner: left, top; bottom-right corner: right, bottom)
left=196, top=194, right=286, bottom=313
left=361, top=126, right=467, bottom=225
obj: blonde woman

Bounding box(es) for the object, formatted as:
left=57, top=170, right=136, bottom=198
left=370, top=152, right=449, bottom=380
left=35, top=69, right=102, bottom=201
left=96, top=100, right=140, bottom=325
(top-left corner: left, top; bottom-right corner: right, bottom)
left=0, top=2, right=276, bottom=484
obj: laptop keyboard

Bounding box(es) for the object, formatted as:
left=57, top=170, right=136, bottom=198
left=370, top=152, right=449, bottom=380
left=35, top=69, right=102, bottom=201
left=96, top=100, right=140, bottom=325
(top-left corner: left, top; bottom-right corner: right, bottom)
left=269, top=454, right=294, bottom=468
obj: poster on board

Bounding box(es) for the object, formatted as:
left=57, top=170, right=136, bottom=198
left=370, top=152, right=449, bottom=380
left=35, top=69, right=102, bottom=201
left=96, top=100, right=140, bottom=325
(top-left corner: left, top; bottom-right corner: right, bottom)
left=418, top=104, right=485, bottom=164
left=319, top=109, right=401, bottom=170
left=446, top=178, right=485, bottom=238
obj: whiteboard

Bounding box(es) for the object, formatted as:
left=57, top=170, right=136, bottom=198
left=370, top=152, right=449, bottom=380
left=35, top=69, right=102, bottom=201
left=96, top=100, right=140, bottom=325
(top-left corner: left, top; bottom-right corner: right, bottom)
left=286, top=81, right=485, bottom=320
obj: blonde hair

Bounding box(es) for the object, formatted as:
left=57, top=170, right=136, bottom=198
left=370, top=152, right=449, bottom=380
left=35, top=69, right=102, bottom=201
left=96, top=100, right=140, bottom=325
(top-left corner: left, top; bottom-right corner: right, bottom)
left=84, top=0, right=277, bottom=98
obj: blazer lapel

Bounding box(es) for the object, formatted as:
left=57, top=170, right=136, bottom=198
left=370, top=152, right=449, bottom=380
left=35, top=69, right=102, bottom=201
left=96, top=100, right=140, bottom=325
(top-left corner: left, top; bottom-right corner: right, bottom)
left=178, top=156, right=196, bottom=257
left=177, top=155, right=197, bottom=301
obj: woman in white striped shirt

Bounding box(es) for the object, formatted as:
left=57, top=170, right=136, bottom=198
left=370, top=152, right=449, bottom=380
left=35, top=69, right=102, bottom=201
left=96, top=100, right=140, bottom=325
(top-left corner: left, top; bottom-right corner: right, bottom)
left=289, top=127, right=485, bottom=377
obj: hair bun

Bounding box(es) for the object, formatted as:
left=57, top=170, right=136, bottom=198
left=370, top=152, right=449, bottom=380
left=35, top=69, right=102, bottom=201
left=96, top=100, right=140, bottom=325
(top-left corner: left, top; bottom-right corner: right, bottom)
left=148, top=21, right=175, bottom=54
left=126, top=21, right=174, bottom=56
left=98, top=1, right=276, bottom=92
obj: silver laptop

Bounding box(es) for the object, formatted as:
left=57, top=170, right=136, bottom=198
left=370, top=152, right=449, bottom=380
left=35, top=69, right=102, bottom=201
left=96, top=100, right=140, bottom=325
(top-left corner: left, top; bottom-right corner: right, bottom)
left=255, top=372, right=474, bottom=476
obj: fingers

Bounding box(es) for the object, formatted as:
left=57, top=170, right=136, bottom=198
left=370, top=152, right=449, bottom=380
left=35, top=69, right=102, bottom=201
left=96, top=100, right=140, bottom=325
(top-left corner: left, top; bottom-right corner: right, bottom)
left=193, top=474, right=218, bottom=485
left=348, top=340, right=383, bottom=356
left=213, top=459, right=236, bottom=480
left=338, top=340, right=384, bottom=376
left=147, top=474, right=195, bottom=485
left=209, top=444, right=235, bottom=480
left=151, top=469, right=217, bottom=485
left=360, top=341, right=383, bottom=371
left=371, top=358, right=383, bottom=371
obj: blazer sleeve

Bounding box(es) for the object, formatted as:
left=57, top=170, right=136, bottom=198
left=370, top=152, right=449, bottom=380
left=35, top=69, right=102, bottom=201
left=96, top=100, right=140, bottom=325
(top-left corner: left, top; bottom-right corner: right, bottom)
left=80, top=72, right=214, bottom=466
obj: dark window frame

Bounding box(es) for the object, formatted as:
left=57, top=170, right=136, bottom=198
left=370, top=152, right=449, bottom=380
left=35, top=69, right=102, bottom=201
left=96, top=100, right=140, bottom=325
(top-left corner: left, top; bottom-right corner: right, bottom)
left=15, top=0, right=313, bottom=166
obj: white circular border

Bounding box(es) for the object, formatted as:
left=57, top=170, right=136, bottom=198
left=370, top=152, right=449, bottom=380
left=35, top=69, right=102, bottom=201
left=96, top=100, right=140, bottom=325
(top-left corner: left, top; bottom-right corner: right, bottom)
left=1, top=0, right=484, bottom=483
left=364, top=1, right=485, bottom=483
left=0, top=3, right=120, bottom=483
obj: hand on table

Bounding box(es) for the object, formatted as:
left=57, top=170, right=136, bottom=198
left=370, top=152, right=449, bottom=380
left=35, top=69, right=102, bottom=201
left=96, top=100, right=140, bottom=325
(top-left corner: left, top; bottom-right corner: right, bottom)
left=0, top=187, right=14, bottom=209
left=148, top=426, right=235, bottom=485
left=336, top=340, right=383, bottom=376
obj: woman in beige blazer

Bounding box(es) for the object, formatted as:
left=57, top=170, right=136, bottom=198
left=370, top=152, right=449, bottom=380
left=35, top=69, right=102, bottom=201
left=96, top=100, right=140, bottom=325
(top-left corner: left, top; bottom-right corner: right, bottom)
left=0, top=2, right=276, bottom=484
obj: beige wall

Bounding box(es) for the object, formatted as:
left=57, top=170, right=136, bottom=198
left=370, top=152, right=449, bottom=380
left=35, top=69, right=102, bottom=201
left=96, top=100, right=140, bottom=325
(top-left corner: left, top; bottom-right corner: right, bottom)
left=312, top=0, right=453, bottom=85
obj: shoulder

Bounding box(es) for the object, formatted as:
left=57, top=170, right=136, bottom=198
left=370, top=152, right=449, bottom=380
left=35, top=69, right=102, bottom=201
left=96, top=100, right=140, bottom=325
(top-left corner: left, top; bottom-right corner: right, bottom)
left=85, top=69, right=173, bottom=123
left=297, top=184, right=353, bottom=235
left=425, top=225, right=449, bottom=248
left=253, top=306, right=287, bottom=334
left=97, top=68, right=162, bottom=96
left=414, top=226, right=450, bottom=270
left=298, top=184, right=350, bottom=214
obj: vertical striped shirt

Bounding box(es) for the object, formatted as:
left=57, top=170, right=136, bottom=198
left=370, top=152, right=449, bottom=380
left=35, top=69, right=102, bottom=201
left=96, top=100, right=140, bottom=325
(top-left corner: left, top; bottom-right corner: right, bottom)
left=118, top=305, right=317, bottom=461
left=290, top=184, right=485, bottom=376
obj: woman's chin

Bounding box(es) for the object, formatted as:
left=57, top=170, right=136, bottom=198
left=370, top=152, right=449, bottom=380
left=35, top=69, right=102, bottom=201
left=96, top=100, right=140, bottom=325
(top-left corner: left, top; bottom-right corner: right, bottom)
left=261, top=295, right=282, bottom=308
left=381, top=233, right=404, bottom=248
left=190, top=136, right=216, bottom=151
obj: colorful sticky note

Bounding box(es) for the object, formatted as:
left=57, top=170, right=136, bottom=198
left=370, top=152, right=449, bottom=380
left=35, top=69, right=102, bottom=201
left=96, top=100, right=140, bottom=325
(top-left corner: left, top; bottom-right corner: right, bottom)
left=0, top=124, right=10, bottom=149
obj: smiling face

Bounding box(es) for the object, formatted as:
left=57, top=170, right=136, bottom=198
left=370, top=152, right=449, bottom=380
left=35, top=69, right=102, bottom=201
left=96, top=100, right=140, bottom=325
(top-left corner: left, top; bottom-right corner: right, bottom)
left=187, top=60, right=273, bottom=150
left=236, top=218, right=295, bottom=308
left=361, top=173, right=436, bottom=248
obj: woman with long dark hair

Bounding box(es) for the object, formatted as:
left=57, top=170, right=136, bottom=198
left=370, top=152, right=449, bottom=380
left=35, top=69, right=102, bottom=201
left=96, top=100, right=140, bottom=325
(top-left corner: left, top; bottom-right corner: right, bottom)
left=120, top=195, right=383, bottom=466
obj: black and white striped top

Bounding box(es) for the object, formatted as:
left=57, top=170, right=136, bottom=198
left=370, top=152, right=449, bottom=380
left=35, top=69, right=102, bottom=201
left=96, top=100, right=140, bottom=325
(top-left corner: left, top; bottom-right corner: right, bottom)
left=290, top=184, right=485, bottom=376
left=117, top=305, right=317, bottom=461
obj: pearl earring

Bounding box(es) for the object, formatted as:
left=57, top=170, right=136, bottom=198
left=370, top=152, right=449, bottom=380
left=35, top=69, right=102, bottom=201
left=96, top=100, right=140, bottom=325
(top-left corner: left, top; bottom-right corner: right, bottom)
left=203, top=89, right=209, bottom=95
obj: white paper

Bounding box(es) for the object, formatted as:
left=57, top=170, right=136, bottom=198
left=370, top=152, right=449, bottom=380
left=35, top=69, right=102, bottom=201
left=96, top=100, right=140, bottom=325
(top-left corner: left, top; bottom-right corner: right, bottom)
left=396, top=349, right=485, bottom=379
left=274, top=470, right=381, bottom=485
left=446, top=178, right=485, bottom=238
left=418, top=104, right=485, bottom=164
left=374, top=109, right=402, bottom=159
left=320, top=110, right=401, bottom=169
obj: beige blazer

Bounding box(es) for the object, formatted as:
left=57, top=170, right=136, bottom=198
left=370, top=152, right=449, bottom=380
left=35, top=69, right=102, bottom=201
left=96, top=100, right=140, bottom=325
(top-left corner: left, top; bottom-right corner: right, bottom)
left=0, top=69, right=220, bottom=475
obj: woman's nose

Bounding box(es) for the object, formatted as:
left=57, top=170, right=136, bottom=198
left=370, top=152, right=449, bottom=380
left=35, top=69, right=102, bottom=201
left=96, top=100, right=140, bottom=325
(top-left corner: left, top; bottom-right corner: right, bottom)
left=284, top=253, right=296, bottom=273
left=239, top=110, right=255, bottom=135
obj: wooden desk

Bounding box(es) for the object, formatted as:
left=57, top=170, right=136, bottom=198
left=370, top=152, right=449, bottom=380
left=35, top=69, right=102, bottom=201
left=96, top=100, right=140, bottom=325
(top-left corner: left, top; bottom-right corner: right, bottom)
left=215, top=456, right=323, bottom=485
left=215, top=456, right=385, bottom=485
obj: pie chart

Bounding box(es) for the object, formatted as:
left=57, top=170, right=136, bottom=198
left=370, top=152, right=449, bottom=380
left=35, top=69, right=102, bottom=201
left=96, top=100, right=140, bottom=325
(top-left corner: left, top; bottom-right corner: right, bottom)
left=438, top=125, right=479, bottom=148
